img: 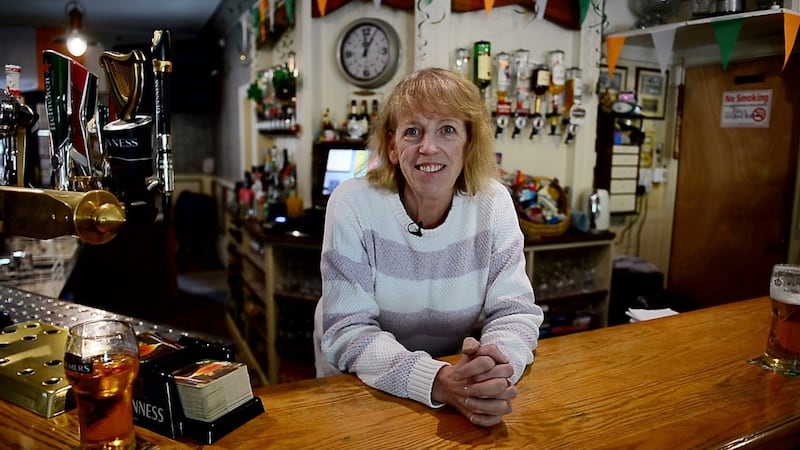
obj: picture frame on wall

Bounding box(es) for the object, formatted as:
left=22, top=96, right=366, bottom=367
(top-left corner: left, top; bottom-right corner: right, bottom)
left=598, top=65, right=628, bottom=93
left=635, top=68, right=669, bottom=119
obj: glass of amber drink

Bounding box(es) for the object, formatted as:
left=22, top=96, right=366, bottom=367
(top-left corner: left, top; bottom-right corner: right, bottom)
left=65, top=319, right=140, bottom=450
left=763, top=264, right=800, bottom=376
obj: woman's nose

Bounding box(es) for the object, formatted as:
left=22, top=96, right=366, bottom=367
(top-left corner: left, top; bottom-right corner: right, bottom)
left=418, top=134, right=439, bottom=154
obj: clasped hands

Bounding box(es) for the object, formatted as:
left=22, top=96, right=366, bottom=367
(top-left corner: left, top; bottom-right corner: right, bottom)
left=431, top=337, right=517, bottom=427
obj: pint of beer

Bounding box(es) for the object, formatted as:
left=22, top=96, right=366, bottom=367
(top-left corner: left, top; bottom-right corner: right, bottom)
left=65, top=320, right=140, bottom=450
left=763, top=264, right=800, bottom=376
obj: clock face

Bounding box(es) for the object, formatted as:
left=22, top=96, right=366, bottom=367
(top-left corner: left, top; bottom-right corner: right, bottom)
left=337, top=18, right=400, bottom=89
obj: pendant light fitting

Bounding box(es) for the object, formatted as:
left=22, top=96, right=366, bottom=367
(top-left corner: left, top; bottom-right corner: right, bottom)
left=65, top=1, right=87, bottom=57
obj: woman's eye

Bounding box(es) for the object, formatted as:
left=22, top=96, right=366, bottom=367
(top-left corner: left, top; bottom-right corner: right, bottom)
left=442, top=125, right=456, bottom=134
left=403, top=128, right=420, bottom=137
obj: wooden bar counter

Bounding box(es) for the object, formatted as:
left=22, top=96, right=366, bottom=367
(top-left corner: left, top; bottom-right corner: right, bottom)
left=2, top=297, right=799, bottom=449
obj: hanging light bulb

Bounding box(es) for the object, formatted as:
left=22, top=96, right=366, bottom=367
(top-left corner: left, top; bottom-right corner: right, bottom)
left=65, top=2, right=87, bottom=57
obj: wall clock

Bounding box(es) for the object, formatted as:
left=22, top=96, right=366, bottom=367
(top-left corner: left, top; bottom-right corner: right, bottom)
left=336, top=18, right=401, bottom=89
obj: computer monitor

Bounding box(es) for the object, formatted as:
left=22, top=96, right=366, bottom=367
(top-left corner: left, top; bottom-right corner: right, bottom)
left=312, top=140, right=370, bottom=209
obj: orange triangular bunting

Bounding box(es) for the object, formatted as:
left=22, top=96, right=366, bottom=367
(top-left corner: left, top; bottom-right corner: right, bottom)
left=484, top=0, right=494, bottom=16
left=784, top=13, right=800, bottom=69
left=605, top=36, right=626, bottom=79
left=317, top=0, right=327, bottom=16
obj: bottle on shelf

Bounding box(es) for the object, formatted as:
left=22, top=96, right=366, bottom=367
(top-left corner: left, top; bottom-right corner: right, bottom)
left=358, top=99, right=369, bottom=139
left=321, top=108, right=335, bottom=141
left=346, top=99, right=363, bottom=139
left=369, top=99, right=379, bottom=125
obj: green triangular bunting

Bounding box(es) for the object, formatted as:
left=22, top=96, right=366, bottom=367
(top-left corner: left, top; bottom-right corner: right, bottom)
left=712, top=19, right=743, bottom=71
left=579, top=0, right=591, bottom=26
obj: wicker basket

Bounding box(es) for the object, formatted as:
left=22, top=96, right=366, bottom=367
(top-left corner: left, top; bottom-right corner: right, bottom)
left=508, top=174, right=570, bottom=239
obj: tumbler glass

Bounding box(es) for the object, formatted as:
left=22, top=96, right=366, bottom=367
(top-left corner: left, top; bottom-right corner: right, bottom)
left=64, top=319, right=140, bottom=450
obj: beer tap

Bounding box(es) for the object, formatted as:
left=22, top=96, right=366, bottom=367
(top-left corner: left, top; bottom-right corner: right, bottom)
left=151, top=30, right=175, bottom=223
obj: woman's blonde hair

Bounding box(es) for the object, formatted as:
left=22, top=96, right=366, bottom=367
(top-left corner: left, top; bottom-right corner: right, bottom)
left=365, top=68, right=497, bottom=195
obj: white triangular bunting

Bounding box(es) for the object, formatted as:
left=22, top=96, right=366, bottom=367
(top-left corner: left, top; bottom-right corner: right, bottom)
left=374, top=0, right=382, bottom=8
left=536, top=0, right=548, bottom=20
left=651, top=27, right=677, bottom=74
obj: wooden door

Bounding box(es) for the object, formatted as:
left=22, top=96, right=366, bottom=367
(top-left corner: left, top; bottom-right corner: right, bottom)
left=668, top=56, right=800, bottom=309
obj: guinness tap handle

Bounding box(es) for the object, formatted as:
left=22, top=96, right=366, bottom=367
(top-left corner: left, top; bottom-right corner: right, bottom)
left=152, top=29, right=174, bottom=221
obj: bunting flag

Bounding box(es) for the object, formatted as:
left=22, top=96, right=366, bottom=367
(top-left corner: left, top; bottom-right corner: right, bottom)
left=711, top=19, right=742, bottom=71
left=484, top=0, right=495, bottom=16
left=651, top=27, right=676, bottom=74
left=268, top=0, right=275, bottom=32
left=579, top=0, right=591, bottom=27
left=260, top=0, right=268, bottom=39
left=784, top=12, right=800, bottom=69
left=374, top=0, right=382, bottom=8
left=536, top=0, right=548, bottom=21
left=605, top=35, right=626, bottom=79
left=285, top=0, right=294, bottom=25
left=317, top=0, right=327, bottom=16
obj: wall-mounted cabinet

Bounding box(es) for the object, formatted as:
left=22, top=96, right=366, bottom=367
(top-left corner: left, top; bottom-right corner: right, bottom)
left=594, top=110, right=643, bottom=215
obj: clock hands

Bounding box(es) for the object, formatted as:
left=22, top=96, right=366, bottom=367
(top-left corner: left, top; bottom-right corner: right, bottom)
left=362, top=29, right=376, bottom=58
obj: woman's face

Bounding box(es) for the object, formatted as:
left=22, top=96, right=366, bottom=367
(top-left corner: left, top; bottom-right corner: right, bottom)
left=388, top=109, right=467, bottom=206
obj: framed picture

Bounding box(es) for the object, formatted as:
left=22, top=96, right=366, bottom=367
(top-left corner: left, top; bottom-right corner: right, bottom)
left=598, top=65, right=628, bottom=93
left=635, top=68, right=669, bottom=119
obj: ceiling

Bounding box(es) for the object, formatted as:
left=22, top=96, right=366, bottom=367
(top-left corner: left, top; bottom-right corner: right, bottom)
left=0, top=0, right=227, bottom=45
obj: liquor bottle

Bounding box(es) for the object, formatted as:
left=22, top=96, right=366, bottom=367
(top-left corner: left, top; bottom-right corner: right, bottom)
left=564, top=67, right=583, bottom=112
left=359, top=99, right=369, bottom=138
left=495, top=52, right=511, bottom=100
left=370, top=99, right=379, bottom=124
left=321, top=108, right=335, bottom=141
left=548, top=49, right=566, bottom=96
left=5, top=64, right=22, bottom=99
left=529, top=62, right=550, bottom=138
left=473, top=41, right=491, bottom=93
left=512, top=49, right=530, bottom=99
left=346, top=100, right=362, bottom=139
left=454, top=48, right=470, bottom=80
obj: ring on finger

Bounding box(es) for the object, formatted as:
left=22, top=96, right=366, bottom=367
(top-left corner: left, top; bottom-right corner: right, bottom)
left=506, top=378, right=513, bottom=387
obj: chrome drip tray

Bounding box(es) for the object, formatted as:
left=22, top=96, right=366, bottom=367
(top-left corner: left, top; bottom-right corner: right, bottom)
left=0, top=321, right=71, bottom=418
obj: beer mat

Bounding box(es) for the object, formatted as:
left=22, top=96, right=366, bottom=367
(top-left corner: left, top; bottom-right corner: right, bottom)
left=625, top=307, right=678, bottom=322
left=748, top=355, right=800, bottom=378
left=0, top=321, right=73, bottom=418
left=173, top=360, right=253, bottom=422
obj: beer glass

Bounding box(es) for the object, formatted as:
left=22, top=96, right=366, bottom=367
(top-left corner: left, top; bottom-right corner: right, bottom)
left=763, top=264, right=800, bottom=376
left=64, top=319, right=140, bottom=450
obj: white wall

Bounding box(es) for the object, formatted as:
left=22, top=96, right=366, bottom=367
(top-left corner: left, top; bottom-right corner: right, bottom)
left=217, top=1, right=602, bottom=214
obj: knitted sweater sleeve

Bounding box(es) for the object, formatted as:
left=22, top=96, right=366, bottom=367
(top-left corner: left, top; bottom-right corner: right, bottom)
left=318, top=184, right=448, bottom=407
left=479, top=184, right=543, bottom=382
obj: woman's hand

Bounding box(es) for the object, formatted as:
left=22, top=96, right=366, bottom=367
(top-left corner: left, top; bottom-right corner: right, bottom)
left=431, top=337, right=518, bottom=427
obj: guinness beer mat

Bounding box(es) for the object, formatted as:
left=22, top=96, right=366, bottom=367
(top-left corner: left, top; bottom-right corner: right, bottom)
left=0, top=321, right=72, bottom=418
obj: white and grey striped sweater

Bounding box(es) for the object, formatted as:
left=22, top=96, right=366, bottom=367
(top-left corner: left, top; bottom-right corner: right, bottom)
left=314, top=177, right=543, bottom=407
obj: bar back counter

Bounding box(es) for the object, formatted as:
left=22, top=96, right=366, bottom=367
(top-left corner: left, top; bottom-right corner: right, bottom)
left=1, top=287, right=799, bottom=448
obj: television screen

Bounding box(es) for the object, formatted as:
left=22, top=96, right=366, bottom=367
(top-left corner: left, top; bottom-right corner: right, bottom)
left=312, top=141, right=369, bottom=209
left=322, top=149, right=370, bottom=196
